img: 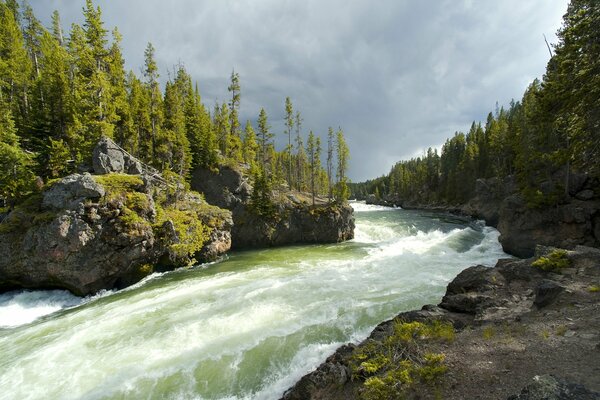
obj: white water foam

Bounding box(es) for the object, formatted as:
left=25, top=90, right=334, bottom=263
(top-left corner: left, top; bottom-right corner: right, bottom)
left=350, top=201, right=393, bottom=212
left=0, top=290, right=82, bottom=328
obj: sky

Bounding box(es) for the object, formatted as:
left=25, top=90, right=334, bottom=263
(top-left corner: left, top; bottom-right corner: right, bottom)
left=31, top=0, right=569, bottom=181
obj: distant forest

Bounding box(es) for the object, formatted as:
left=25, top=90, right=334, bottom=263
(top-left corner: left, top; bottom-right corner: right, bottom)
left=0, top=0, right=350, bottom=207
left=352, top=0, right=599, bottom=208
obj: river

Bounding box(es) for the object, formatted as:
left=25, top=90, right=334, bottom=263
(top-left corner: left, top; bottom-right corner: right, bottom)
left=0, top=202, right=508, bottom=400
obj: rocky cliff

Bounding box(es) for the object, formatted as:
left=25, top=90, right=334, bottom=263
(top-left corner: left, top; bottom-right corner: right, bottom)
left=369, top=174, right=600, bottom=258
left=281, top=246, right=600, bottom=399
left=0, top=139, right=232, bottom=296
left=191, top=165, right=355, bottom=249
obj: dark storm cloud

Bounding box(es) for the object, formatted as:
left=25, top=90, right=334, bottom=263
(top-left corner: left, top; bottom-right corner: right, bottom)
left=31, top=0, right=568, bottom=181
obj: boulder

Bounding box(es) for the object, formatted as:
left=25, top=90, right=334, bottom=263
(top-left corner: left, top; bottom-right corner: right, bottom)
left=497, top=193, right=599, bottom=258
left=42, top=173, right=105, bottom=210
left=508, top=375, right=600, bottom=400
left=533, top=280, right=564, bottom=308
left=191, top=165, right=355, bottom=249
left=92, top=137, right=143, bottom=175
left=1, top=171, right=232, bottom=296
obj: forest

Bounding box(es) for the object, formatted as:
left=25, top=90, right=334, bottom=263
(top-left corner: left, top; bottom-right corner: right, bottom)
left=351, top=0, right=599, bottom=208
left=0, top=0, right=350, bottom=208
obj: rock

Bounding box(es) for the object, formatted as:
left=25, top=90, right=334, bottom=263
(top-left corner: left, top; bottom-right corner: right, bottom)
left=281, top=344, right=355, bottom=400
left=42, top=173, right=105, bottom=210
left=534, top=280, right=564, bottom=308
left=1, top=168, right=232, bottom=296
left=576, top=190, right=595, bottom=201
left=463, top=176, right=516, bottom=227
left=92, top=137, right=143, bottom=175
left=191, top=165, right=355, bottom=249
left=497, top=192, right=598, bottom=258
left=440, top=265, right=505, bottom=315
left=507, top=375, right=600, bottom=400
left=365, top=194, right=377, bottom=205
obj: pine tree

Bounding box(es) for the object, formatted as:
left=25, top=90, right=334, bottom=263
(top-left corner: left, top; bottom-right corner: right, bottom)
left=326, top=127, right=334, bottom=201
left=294, top=110, right=306, bottom=191
left=334, top=128, right=350, bottom=202
left=257, top=107, right=272, bottom=173
left=243, top=120, right=258, bottom=170
left=143, top=42, right=162, bottom=163
left=227, top=70, right=241, bottom=140
left=306, top=130, right=321, bottom=205
left=0, top=97, right=34, bottom=206
left=284, top=96, right=294, bottom=187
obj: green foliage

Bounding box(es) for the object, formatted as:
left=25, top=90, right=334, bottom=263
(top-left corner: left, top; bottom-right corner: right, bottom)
left=0, top=194, right=53, bottom=234
left=249, top=170, right=276, bottom=218
left=350, top=320, right=454, bottom=400
left=94, top=173, right=143, bottom=199
left=159, top=207, right=210, bottom=265
left=532, top=249, right=571, bottom=272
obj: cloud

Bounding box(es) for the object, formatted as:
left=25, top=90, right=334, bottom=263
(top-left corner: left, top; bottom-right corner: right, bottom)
left=31, top=0, right=568, bottom=181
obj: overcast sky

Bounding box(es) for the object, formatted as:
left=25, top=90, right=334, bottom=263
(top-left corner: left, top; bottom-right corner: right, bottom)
left=32, top=0, right=569, bottom=181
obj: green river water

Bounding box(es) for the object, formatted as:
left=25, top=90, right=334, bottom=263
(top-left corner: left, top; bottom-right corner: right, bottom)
left=0, top=202, right=508, bottom=400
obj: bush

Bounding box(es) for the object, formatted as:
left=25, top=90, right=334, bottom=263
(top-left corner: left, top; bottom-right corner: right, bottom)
left=350, top=320, right=454, bottom=400
left=532, top=249, right=570, bottom=272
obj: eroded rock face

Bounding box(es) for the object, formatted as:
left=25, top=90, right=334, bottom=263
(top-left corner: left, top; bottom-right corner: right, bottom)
left=42, top=173, right=105, bottom=210
left=92, top=137, right=143, bottom=175
left=191, top=165, right=355, bottom=249
left=497, top=193, right=599, bottom=258
left=0, top=173, right=232, bottom=296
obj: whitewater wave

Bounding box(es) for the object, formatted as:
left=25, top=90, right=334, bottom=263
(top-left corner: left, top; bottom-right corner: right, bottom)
left=350, top=201, right=393, bottom=212
left=0, top=290, right=82, bottom=328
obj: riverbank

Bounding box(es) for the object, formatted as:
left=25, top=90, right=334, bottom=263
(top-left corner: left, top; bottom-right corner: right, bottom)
left=281, top=245, right=600, bottom=399
left=364, top=175, right=600, bottom=258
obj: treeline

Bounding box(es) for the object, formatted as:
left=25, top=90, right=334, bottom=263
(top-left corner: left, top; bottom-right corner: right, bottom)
left=0, top=0, right=350, bottom=207
left=352, top=0, right=599, bottom=208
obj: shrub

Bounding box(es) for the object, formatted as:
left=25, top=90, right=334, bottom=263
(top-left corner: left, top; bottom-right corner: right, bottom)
left=350, top=319, right=454, bottom=400
left=532, top=249, right=570, bottom=272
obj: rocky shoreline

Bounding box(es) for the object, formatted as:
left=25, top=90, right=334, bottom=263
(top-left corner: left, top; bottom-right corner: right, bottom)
left=281, top=246, right=600, bottom=399
left=366, top=175, right=600, bottom=258
left=0, top=138, right=355, bottom=296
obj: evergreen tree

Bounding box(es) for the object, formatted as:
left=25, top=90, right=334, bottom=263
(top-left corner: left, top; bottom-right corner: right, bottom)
left=243, top=120, right=258, bottom=170
left=306, top=130, right=321, bottom=205
left=257, top=107, right=272, bottom=173
left=326, top=127, right=334, bottom=201
left=284, top=96, right=293, bottom=187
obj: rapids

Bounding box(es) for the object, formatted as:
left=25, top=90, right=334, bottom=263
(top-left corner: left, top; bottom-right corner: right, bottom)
left=0, top=202, right=508, bottom=400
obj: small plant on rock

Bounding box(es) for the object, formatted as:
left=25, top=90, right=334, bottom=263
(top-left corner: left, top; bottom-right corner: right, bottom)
left=532, top=249, right=570, bottom=272
left=350, top=320, right=454, bottom=400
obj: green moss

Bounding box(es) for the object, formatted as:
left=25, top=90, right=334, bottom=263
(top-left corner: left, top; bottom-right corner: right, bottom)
left=94, top=174, right=144, bottom=203
left=125, top=192, right=151, bottom=213
left=154, top=205, right=212, bottom=266
left=0, top=194, right=55, bottom=234
left=118, top=207, right=151, bottom=234
left=588, top=285, right=600, bottom=293
left=350, top=320, right=454, bottom=400
left=532, top=249, right=570, bottom=272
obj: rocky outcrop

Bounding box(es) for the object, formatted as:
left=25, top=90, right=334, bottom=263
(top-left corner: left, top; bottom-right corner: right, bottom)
left=496, top=193, right=599, bottom=258
left=0, top=171, right=232, bottom=296
left=282, top=246, right=600, bottom=399
left=508, top=375, right=600, bottom=400
left=92, top=137, right=143, bottom=175
left=191, top=165, right=355, bottom=248
left=369, top=173, right=600, bottom=258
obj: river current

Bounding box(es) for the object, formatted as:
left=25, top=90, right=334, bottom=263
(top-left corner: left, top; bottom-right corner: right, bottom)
left=0, top=202, right=508, bottom=400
